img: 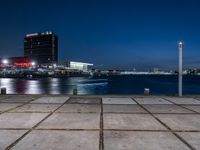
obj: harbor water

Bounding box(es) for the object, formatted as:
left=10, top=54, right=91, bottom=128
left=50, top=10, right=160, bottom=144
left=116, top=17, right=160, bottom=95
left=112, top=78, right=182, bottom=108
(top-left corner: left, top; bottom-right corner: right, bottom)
left=0, top=75, right=200, bottom=95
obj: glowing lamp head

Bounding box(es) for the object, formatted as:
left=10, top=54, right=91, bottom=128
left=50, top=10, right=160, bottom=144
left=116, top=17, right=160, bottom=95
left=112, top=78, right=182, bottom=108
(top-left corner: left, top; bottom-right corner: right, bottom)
left=31, top=62, right=36, bottom=66
left=2, top=59, right=8, bottom=64
left=179, top=41, right=183, bottom=45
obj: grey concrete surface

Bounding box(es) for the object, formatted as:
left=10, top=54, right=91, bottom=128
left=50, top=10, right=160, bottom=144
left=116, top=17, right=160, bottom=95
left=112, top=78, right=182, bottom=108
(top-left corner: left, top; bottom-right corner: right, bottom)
left=37, top=113, right=100, bottom=129
left=0, top=96, right=35, bottom=103
left=0, top=95, right=11, bottom=100
left=12, top=130, right=99, bottom=150
left=155, top=114, right=200, bottom=130
left=165, top=97, right=200, bottom=104
left=104, top=131, right=190, bottom=150
left=0, top=130, right=27, bottom=149
left=67, top=97, right=101, bottom=104
left=176, top=132, right=200, bottom=150
left=104, top=114, right=167, bottom=130
left=134, top=97, right=172, bottom=104
left=31, top=96, right=69, bottom=104
left=103, top=105, right=147, bottom=113
left=0, top=113, right=48, bottom=129
left=103, top=98, right=136, bottom=104
left=0, top=103, right=22, bottom=112
left=1, top=95, right=200, bottom=150
left=182, top=105, right=200, bottom=113
left=56, top=104, right=101, bottom=113
left=143, top=105, right=194, bottom=114
left=10, top=104, right=62, bottom=113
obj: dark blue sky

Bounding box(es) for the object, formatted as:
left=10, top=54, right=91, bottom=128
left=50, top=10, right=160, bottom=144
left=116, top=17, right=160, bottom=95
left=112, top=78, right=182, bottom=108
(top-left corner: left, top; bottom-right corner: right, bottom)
left=0, top=0, right=200, bottom=70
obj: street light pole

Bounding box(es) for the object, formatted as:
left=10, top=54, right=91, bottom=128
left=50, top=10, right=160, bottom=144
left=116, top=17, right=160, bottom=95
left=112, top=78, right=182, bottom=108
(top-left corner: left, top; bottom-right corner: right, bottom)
left=178, top=42, right=183, bottom=96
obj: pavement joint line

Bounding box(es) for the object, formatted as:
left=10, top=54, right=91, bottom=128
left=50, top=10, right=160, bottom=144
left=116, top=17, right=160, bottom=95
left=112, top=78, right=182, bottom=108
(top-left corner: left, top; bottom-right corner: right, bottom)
left=55, top=112, right=101, bottom=114
left=1, top=128, right=200, bottom=132
left=7, top=111, right=56, bottom=113
left=6, top=111, right=101, bottom=114
left=0, top=96, right=12, bottom=101
left=34, top=128, right=100, bottom=131
left=180, top=104, right=200, bottom=106
left=99, top=98, right=104, bottom=150
left=103, top=129, right=200, bottom=132
left=0, top=97, right=40, bottom=115
left=103, top=112, right=196, bottom=114
left=131, top=98, right=171, bottom=130
left=29, top=102, right=69, bottom=104
left=173, top=132, right=196, bottom=150
left=0, top=128, right=29, bottom=130
left=131, top=97, right=195, bottom=150
left=193, top=97, right=200, bottom=102
left=5, top=99, right=68, bottom=150
left=67, top=103, right=101, bottom=105
left=162, top=97, right=200, bottom=114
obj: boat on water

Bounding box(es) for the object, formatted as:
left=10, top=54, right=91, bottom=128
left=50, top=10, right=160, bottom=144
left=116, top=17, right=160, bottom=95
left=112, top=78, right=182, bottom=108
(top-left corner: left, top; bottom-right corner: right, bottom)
left=80, top=79, right=110, bottom=84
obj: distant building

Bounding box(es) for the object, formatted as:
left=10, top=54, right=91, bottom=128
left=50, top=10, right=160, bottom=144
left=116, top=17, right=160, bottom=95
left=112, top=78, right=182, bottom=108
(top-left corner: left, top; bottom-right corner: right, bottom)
left=24, top=31, right=58, bottom=65
left=68, top=61, right=93, bottom=72
left=153, top=68, right=159, bottom=73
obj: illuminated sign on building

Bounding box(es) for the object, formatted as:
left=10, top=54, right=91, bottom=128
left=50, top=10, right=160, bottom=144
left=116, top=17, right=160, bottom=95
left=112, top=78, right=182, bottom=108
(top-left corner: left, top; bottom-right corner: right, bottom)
left=26, top=33, right=39, bottom=37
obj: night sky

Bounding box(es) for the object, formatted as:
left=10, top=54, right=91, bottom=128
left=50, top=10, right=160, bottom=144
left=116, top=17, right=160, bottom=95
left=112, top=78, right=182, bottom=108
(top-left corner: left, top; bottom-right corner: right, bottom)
left=0, top=0, right=200, bottom=70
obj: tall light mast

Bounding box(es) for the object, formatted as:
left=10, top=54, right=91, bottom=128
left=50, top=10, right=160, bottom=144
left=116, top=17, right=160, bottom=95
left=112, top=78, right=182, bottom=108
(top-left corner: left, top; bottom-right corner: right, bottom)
left=178, top=41, right=183, bottom=96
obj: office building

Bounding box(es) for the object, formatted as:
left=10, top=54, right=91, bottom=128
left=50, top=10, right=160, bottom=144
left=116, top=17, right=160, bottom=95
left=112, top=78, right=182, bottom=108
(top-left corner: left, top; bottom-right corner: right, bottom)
left=24, top=31, right=58, bottom=65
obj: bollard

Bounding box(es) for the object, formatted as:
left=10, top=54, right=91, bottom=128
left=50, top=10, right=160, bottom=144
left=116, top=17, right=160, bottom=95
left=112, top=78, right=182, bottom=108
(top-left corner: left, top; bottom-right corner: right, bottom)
left=1, top=88, right=7, bottom=95
left=144, top=88, right=150, bottom=96
left=73, top=88, right=78, bottom=95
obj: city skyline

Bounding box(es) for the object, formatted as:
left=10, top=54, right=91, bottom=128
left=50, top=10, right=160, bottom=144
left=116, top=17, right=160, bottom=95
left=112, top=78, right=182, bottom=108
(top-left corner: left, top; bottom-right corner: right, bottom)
left=0, top=0, right=200, bottom=70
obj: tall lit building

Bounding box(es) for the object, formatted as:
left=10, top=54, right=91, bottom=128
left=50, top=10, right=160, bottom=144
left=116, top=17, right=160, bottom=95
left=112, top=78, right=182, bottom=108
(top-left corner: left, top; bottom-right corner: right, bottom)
left=24, top=31, right=58, bottom=65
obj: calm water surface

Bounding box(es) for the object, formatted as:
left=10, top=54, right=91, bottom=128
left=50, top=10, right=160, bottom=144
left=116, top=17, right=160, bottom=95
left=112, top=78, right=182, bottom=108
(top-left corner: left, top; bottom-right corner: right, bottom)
left=0, top=75, right=200, bottom=95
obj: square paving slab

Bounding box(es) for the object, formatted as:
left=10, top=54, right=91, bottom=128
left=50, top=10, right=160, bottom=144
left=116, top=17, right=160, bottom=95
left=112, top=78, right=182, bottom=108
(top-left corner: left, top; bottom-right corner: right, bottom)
left=37, top=113, right=100, bottom=129
left=104, top=114, right=167, bottom=130
left=103, top=105, right=147, bottom=113
left=31, top=96, right=69, bottom=104
left=155, top=114, right=200, bottom=130
left=56, top=104, right=101, bottom=113
left=0, top=103, right=22, bottom=112
left=67, top=97, right=101, bottom=104
left=0, top=130, right=27, bottom=150
left=12, top=130, right=99, bottom=150
left=165, top=97, right=200, bottom=105
left=0, top=113, right=48, bottom=129
left=103, top=98, right=136, bottom=105
left=143, top=105, right=194, bottom=114
left=134, top=97, right=172, bottom=104
left=181, top=105, right=200, bottom=113
left=104, top=131, right=190, bottom=150
left=10, top=104, right=62, bottom=113
left=0, top=95, right=11, bottom=100
left=0, top=96, right=35, bottom=103
left=176, top=132, right=200, bottom=150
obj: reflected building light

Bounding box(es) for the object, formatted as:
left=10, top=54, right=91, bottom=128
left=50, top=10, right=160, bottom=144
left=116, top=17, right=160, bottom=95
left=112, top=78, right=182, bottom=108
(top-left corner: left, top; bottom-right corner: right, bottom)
left=26, top=80, right=41, bottom=94
left=1, top=78, right=14, bottom=93
left=50, top=78, right=59, bottom=94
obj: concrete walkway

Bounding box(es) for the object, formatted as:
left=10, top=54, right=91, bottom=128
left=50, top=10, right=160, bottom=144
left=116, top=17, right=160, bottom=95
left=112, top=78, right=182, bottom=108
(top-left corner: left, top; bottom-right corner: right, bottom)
left=0, top=95, right=200, bottom=150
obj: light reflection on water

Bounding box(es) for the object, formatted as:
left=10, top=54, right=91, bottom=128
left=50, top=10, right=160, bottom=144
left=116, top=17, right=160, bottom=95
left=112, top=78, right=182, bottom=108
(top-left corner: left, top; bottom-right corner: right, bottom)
left=0, top=77, right=108, bottom=95
left=1, top=75, right=200, bottom=95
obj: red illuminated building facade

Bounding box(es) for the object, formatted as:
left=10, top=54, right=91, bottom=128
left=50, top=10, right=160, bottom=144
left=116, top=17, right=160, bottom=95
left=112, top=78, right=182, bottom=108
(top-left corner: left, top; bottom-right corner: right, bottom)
left=0, top=57, right=34, bottom=67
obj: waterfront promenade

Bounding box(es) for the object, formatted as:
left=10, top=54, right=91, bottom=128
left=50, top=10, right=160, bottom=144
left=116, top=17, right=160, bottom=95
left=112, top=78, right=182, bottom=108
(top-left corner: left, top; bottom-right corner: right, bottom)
left=0, top=95, right=200, bottom=150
